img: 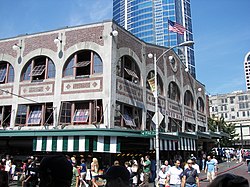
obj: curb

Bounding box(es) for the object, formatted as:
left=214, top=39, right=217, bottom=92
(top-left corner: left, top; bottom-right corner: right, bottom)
left=200, top=162, right=244, bottom=181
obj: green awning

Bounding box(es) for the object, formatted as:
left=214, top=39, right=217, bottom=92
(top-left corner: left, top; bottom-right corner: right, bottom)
left=150, top=139, right=177, bottom=151
left=178, top=137, right=196, bottom=151
left=196, top=131, right=211, bottom=139
left=33, top=136, right=120, bottom=153
left=0, top=128, right=148, bottom=138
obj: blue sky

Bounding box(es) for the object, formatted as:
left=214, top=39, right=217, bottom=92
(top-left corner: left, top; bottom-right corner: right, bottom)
left=0, top=0, right=249, bottom=95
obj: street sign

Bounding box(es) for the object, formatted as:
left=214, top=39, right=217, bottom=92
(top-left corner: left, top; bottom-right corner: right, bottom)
left=152, top=111, right=164, bottom=125
left=141, top=131, right=156, bottom=136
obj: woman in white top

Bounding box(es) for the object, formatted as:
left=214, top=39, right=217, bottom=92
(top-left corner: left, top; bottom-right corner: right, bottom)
left=131, top=160, right=138, bottom=187
left=158, top=165, right=168, bottom=187
left=90, top=158, right=99, bottom=187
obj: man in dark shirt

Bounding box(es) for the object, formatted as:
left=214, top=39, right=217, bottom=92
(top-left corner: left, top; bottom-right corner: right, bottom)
left=181, top=159, right=200, bottom=187
left=38, top=155, right=73, bottom=187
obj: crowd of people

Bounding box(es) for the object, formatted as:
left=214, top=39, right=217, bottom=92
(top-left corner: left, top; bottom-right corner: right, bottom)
left=0, top=152, right=248, bottom=187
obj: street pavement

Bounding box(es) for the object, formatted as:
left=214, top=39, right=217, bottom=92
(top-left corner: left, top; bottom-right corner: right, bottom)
left=199, top=160, right=250, bottom=187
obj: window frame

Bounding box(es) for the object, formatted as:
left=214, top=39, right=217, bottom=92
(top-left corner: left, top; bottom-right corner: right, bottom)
left=21, top=56, right=55, bottom=82
left=117, top=55, right=140, bottom=84
left=63, top=50, right=103, bottom=78
left=0, top=61, right=14, bottom=84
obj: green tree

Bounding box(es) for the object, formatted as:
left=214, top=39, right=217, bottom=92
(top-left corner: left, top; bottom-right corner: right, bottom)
left=208, top=115, right=239, bottom=147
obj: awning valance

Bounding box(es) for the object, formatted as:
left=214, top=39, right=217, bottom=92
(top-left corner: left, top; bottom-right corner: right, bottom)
left=33, top=136, right=120, bottom=153
left=178, top=137, right=196, bottom=151
left=150, top=138, right=177, bottom=151
left=150, top=137, right=196, bottom=151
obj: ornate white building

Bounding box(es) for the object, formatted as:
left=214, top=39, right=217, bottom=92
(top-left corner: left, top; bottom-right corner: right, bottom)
left=209, top=90, right=250, bottom=147
left=0, top=20, right=211, bottom=159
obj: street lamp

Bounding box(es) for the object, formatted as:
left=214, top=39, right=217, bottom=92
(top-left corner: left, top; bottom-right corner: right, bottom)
left=148, top=40, right=194, bottom=183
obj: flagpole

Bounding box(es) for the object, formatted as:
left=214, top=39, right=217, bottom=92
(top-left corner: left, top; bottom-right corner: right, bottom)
left=167, top=19, right=170, bottom=48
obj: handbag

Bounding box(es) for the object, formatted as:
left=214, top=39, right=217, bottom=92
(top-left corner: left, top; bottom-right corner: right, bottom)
left=85, top=169, right=92, bottom=180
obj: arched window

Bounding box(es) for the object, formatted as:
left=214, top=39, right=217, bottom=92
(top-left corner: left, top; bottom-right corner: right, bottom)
left=146, top=70, right=164, bottom=95
left=0, top=61, right=14, bottom=84
left=197, top=97, right=205, bottom=113
left=63, top=50, right=103, bottom=78
left=168, top=82, right=180, bottom=102
left=21, top=56, right=55, bottom=82
left=184, top=90, right=194, bottom=108
left=116, top=55, right=140, bottom=84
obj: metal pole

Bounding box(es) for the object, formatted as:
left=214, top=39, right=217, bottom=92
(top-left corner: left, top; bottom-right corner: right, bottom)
left=154, top=53, right=160, bottom=184
left=240, top=124, right=244, bottom=148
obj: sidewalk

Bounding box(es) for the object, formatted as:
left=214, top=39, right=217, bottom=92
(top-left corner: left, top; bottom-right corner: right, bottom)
left=199, top=160, right=244, bottom=181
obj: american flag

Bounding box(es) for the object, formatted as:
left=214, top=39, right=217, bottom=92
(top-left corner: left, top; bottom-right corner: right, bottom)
left=168, top=20, right=186, bottom=34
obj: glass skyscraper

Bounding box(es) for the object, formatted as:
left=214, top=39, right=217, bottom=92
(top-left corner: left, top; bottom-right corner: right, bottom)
left=113, top=0, right=196, bottom=77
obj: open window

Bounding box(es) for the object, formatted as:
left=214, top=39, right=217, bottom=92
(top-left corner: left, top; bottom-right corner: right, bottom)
left=73, top=102, right=90, bottom=124
left=114, top=102, right=142, bottom=129
left=146, top=70, right=164, bottom=95
left=168, top=118, right=182, bottom=132
left=197, top=97, right=205, bottom=113
left=63, top=50, right=103, bottom=78
left=16, top=103, right=54, bottom=126
left=0, top=61, right=14, bottom=84
left=16, top=105, right=27, bottom=125
left=168, top=81, right=180, bottom=102
left=21, top=56, right=55, bottom=82
left=59, top=100, right=103, bottom=126
left=184, top=90, right=194, bottom=108
left=146, top=111, right=154, bottom=131
left=185, top=122, right=195, bottom=132
left=27, top=106, right=42, bottom=125
left=73, top=109, right=89, bottom=123
left=59, top=102, right=72, bottom=125
left=116, top=55, right=140, bottom=84
left=0, top=106, right=12, bottom=127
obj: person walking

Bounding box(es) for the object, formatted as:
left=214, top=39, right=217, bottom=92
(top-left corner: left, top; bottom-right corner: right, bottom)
left=192, top=159, right=200, bottom=175
left=166, top=159, right=183, bottom=187
left=164, top=160, right=171, bottom=173
left=205, top=156, right=216, bottom=183
left=201, top=152, right=206, bottom=171
left=211, top=156, right=218, bottom=175
left=97, top=165, right=130, bottom=187
left=38, top=155, right=73, bottom=187
left=22, top=158, right=38, bottom=187
left=90, top=158, right=99, bottom=187
left=158, top=165, right=168, bottom=187
left=139, top=155, right=151, bottom=187
left=130, top=159, right=139, bottom=187
left=79, top=158, right=88, bottom=187
left=181, top=159, right=200, bottom=187
left=71, top=161, right=79, bottom=187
